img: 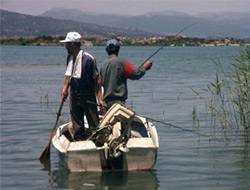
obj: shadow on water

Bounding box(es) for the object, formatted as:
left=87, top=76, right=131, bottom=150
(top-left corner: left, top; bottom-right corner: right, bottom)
left=45, top=163, right=159, bottom=190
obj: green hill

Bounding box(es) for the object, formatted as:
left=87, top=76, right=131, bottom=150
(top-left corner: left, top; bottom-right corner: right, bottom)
left=0, top=9, right=153, bottom=38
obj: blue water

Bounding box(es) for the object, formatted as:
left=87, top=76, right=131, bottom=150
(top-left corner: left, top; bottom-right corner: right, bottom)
left=1, top=45, right=249, bottom=190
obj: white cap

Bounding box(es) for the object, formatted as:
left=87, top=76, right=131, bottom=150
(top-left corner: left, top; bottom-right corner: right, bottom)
left=60, top=32, right=81, bottom=43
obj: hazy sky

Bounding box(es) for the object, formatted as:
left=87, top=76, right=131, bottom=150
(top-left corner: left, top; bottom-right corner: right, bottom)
left=1, top=0, right=250, bottom=16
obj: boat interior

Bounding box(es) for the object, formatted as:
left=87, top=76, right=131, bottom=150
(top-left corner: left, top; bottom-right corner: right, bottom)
left=60, top=115, right=150, bottom=143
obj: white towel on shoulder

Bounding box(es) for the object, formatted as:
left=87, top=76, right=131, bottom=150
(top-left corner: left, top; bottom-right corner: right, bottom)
left=65, top=50, right=83, bottom=78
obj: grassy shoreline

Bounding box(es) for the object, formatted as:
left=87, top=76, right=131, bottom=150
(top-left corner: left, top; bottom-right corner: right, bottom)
left=1, top=35, right=249, bottom=47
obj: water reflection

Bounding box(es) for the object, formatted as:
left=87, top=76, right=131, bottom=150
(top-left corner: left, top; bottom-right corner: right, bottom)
left=239, top=132, right=250, bottom=187
left=41, top=160, right=51, bottom=171
left=48, top=164, right=159, bottom=190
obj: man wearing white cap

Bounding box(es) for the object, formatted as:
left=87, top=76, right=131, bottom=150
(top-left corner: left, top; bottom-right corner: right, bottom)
left=60, top=32, right=106, bottom=141
left=100, top=39, right=153, bottom=108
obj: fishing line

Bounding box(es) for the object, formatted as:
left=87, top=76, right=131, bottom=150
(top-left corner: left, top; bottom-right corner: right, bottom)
left=138, top=114, right=209, bottom=138
left=86, top=101, right=226, bottom=142
left=138, top=114, right=228, bottom=143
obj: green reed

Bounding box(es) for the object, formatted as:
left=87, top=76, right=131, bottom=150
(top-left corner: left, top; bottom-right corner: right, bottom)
left=231, top=47, right=250, bottom=129
left=193, top=47, right=249, bottom=135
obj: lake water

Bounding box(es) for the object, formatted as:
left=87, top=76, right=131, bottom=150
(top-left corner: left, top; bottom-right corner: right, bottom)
left=1, top=45, right=249, bottom=190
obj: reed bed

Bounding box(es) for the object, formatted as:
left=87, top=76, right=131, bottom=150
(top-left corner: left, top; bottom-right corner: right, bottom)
left=194, top=47, right=249, bottom=139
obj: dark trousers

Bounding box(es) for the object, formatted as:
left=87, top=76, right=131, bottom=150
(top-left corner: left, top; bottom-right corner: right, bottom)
left=69, top=91, right=99, bottom=141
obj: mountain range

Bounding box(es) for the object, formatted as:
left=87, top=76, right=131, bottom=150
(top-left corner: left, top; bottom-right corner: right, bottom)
left=1, top=8, right=250, bottom=39
left=0, top=9, right=153, bottom=38
left=40, top=8, right=250, bottom=39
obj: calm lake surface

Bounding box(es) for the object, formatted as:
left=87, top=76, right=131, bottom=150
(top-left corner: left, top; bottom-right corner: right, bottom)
left=1, top=45, right=249, bottom=190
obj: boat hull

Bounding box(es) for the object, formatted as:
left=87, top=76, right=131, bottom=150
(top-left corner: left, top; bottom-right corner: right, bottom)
left=53, top=113, right=159, bottom=172
left=59, top=149, right=103, bottom=172
left=56, top=146, right=157, bottom=172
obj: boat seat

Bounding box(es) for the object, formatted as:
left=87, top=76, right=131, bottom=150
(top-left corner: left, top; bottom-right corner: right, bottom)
left=68, top=140, right=97, bottom=151
left=127, top=137, right=155, bottom=148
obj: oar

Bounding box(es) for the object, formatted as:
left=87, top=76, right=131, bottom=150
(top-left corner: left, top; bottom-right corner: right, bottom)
left=39, top=99, right=65, bottom=163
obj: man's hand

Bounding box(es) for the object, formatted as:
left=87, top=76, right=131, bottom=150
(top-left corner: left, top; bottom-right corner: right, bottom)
left=61, top=88, right=68, bottom=101
left=99, top=100, right=107, bottom=110
left=61, top=76, right=70, bottom=101
left=143, top=60, right=153, bottom=70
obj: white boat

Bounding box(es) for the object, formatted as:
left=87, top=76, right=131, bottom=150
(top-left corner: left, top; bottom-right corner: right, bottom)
left=52, top=103, right=159, bottom=172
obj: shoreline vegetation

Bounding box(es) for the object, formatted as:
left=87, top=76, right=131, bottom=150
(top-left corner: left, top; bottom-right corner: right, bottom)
left=193, top=47, right=249, bottom=138
left=1, top=35, right=250, bottom=47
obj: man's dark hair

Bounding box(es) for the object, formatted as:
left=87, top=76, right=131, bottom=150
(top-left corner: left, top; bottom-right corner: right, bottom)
left=106, top=44, right=120, bottom=55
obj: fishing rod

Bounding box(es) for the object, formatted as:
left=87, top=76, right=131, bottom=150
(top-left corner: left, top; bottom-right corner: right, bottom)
left=140, top=22, right=196, bottom=66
